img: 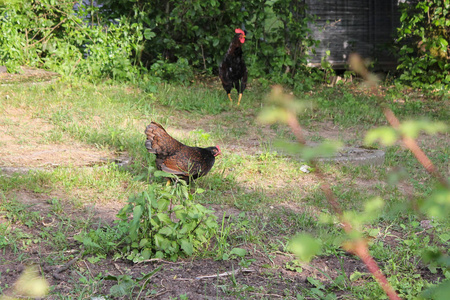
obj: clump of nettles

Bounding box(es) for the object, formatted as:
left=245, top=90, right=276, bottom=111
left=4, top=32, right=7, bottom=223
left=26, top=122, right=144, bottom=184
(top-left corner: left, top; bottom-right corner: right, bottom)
left=116, top=179, right=218, bottom=262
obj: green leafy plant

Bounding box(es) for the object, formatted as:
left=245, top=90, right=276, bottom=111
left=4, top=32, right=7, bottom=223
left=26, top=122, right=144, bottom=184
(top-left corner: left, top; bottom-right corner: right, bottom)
left=0, top=0, right=145, bottom=81
left=116, top=175, right=218, bottom=262
left=99, top=0, right=320, bottom=85
left=150, top=57, right=194, bottom=83
left=0, top=0, right=327, bottom=86
left=104, top=267, right=161, bottom=298
left=320, top=50, right=336, bottom=84
left=74, top=224, right=122, bottom=255
left=396, top=0, right=450, bottom=88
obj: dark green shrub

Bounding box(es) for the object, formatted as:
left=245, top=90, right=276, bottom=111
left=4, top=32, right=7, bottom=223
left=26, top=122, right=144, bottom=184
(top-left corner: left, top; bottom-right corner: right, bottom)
left=98, top=0, right=319, bottom=83
left=396, top=0, right=450, bottom=88
left=0, top=0, right=144, bottom=81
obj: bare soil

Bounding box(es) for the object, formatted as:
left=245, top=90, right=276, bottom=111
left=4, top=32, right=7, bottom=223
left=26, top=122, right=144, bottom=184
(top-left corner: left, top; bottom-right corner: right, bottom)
left=0, top=186, right=370, bottom=299
left=0, top=66, right=59, bottom=85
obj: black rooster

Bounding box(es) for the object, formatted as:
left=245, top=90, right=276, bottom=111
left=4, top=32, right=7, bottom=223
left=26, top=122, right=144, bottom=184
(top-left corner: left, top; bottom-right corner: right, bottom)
left=219, top=28, right=248, bottom=106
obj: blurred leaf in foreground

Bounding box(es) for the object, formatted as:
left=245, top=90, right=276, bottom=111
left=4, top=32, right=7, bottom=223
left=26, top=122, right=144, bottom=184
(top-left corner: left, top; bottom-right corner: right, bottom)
left=274, top=140, right=342, bottom=161
left=365, top=126, right=398, bottom=146
left=418, top=187, right=450, bottom=220
left=399, top=120, right=448, bottom=139
left=289, top=233, right=321, bottom=262
left=258, top=85, right=312, bottom=125
left=1, top=266, right=49, bottom=299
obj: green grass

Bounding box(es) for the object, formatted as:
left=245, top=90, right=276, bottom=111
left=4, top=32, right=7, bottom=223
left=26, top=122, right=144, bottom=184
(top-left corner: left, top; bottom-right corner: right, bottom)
left=0, top=78, right=448, bottom=299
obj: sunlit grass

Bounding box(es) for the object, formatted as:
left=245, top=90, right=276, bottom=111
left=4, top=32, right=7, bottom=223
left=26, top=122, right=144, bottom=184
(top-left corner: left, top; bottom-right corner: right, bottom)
left=0, top=78, right=448, bottom=299
left=50, top=165, right=146, bottom=204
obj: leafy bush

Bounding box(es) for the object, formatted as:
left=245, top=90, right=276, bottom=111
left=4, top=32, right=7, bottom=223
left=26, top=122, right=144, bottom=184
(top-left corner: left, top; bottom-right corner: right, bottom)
left=1, top=0, right=325, bottom=86
left=99, top=0, right=319, bottom=83
left=74, top=174, right=218, bottom=262
left=0, top=0, right=144, bottom=81
left=116, top=176, right=218, bottom=262
left=150, top=57, right=194, bottom=83
left=396, top=0, right=450, bottom=88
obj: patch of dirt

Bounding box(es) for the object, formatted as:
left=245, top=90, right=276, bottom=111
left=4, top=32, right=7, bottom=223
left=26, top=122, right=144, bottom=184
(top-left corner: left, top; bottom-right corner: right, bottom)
left=0, top=240, right=367, bottom=300
left=9, top=189, right=123, bottom=227
left=0, top=66, right=59, bottom=85
left=13, top=189, right=55, bottom=215
left=0, top=105, right=116, bottom=174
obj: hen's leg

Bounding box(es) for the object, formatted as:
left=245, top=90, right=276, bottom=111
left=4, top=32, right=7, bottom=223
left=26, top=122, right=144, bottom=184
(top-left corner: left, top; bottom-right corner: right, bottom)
left=237, top=93, right=242, bottom=106
left=223, top=84, right=233, bottom=103
left=237, top=66, right=248, bottom=106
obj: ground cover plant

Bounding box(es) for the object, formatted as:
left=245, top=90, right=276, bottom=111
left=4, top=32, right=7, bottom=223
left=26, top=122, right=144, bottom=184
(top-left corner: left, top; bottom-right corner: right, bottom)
left=1, top=66, right=449, bottom=299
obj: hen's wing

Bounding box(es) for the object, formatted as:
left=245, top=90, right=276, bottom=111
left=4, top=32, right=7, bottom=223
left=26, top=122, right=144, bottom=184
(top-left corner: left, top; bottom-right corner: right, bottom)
left=240, top=63, right=248, bottom=93
left=144, top=122, right=183, bottom=156
left=161, top=147, right=214, bottom=180
left=160, top=151, right=192, bottom=175
left=219, top=60, right=233, bottom=94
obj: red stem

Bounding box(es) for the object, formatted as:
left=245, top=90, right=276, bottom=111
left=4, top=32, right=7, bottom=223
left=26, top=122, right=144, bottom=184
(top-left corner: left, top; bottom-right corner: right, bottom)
left=352, top=240, right=401, bottom=300
left=286, top=112, right=402, bottom=300
left=382, top=107, right=448, bottom=188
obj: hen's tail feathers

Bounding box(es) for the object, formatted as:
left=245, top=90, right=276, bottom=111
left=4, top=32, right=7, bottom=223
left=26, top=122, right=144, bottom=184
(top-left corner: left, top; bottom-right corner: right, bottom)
left=144, top=122, right=180, bottom=155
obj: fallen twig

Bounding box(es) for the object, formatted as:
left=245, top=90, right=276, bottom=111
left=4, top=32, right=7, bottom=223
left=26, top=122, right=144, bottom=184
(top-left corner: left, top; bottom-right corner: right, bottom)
left=113, top=263, right=124, bottom=274
left=172, top=277, right=192, bottom=281
left=195, top=268, right=255, bottom=280
left=53, top=248, right=84, bottom=280
left=135, top=258, right=183, bottom=265
left=250, top=292, right=288, bottom=299
left=150, top=288, right=168, bottom=298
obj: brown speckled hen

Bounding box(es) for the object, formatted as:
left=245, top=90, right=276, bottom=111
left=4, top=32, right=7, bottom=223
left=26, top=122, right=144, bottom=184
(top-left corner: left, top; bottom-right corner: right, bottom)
left=145, top=122, right=221, bottom=183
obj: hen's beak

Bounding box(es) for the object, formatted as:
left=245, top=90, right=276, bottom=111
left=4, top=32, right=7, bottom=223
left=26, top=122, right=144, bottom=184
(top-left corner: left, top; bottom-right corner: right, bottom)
left=215, top=146, right=222, bottom=157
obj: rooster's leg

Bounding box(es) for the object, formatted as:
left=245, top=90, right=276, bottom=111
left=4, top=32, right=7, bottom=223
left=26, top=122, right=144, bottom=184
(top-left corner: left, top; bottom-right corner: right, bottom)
left=166, top=179, right=171, bottom=186
left=227, top=93, right=233, bottom=103
left=237, top=93, right=243, bottom=106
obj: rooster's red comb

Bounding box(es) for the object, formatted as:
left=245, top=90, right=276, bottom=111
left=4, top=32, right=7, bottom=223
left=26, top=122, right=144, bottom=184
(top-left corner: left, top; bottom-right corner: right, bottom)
left=235, top=28, right=245, bottom=35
